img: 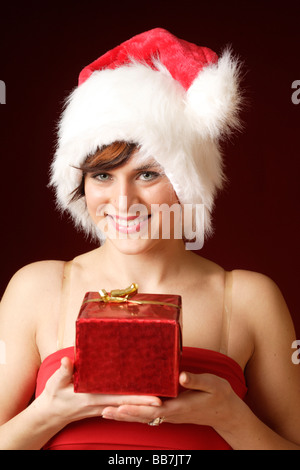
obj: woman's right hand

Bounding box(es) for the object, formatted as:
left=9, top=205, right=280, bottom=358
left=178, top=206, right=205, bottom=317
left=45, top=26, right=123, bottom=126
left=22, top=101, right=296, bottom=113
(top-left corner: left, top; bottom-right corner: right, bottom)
left=37, top=357, right=162, bottom=427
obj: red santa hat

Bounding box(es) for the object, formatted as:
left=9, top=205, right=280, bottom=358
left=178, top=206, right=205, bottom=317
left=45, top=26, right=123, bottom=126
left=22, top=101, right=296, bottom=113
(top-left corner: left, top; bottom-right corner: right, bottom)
left=50, top=28, right=242, bottom=244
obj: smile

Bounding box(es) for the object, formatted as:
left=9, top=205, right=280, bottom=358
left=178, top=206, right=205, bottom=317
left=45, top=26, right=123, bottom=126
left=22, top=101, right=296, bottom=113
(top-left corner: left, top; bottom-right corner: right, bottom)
left=107, top=214, right=151, bottom=234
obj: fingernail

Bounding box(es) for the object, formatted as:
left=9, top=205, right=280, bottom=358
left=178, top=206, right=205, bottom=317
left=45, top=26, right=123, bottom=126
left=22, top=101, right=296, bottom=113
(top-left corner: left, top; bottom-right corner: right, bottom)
left=150, top=402, right=161, bottom=407
left=181, top=372, right=189, bottom=384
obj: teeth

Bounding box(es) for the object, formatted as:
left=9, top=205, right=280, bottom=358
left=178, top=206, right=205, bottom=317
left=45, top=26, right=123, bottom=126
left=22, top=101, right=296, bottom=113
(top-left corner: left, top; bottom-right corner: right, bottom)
left=112, top=215, right=149, bottom=227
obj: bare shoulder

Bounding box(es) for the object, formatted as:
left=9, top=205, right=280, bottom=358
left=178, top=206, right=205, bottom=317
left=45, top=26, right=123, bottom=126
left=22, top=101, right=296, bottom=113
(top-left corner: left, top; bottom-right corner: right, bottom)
left=231, top=268, right=281, bottom=296
left=10, top=259, right=65, bottom=283
left=0, top=261, right=67, bottom=328
left=0, top=261, right=67, bottom=424
left=0, top=260, right=67, bottom=360
left=2, top=260, right=66, bottom=302
left=231, top=269, right=292, bottom=325
left=231, top=268, right=297, bottom=370
left=232, top=270, right=300, bottom=441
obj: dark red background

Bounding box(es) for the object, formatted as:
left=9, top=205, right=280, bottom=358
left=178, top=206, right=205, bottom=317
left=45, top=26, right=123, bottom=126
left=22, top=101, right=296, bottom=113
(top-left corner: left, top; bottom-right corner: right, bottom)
left=1, top=1, right=300, bottom=335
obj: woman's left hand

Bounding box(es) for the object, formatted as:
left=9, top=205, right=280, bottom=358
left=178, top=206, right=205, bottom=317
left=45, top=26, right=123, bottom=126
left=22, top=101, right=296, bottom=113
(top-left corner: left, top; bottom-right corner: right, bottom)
left=101, top=372, right=240, bottom=430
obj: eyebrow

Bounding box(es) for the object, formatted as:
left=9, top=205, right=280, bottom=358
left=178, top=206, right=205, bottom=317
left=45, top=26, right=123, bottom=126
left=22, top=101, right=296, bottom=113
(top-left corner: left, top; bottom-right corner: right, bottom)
left=134, top=162, right=164, bottom=172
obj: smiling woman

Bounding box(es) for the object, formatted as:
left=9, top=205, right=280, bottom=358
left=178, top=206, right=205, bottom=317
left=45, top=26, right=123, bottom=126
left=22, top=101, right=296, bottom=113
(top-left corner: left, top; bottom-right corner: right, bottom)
left=1, top=28, right=300, bottom=450
left=70, top=141, right=200, bottom=249
left=82, top=142, right=180, bottom=254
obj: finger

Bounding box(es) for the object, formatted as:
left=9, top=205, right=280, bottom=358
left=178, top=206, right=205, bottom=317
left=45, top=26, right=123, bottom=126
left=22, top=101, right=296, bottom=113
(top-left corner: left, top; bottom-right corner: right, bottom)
left=60, top=356, right=74, bottom=375
left=59, top=357, right=74, bottom=383
left=47, top=357, right=74, bottom=389
left=97, top=394, right=162, bottom=407
left=179, top=372, right=218, bottom=392
left=102, top=405, right=161, bottom=424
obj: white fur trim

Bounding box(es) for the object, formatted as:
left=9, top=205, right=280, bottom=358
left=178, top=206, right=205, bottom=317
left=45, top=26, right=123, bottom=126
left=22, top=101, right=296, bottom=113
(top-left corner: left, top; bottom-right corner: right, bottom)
left=50, top=53, right=241, bottom=243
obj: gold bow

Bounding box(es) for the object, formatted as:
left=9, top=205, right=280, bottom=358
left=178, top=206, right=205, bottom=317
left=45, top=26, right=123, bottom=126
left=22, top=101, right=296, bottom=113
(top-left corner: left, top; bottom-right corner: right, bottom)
left=99, top=283, right=138, bottom=303
left=83, top=283, right=180, bottom=310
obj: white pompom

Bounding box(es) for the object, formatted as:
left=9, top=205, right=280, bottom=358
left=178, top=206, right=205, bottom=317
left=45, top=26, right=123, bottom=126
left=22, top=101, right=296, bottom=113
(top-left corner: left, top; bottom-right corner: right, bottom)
left=185, top=49, right=242, bottom=140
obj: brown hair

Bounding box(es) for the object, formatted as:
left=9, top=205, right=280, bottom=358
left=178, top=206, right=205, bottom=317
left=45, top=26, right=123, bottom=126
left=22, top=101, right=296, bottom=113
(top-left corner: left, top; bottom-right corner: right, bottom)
left=70, top=141, right=138, bottom=203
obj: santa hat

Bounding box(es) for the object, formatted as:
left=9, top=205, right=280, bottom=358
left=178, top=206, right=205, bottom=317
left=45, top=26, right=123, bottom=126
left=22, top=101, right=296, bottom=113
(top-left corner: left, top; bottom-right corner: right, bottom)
left=50, top=28, right=242, bottom=244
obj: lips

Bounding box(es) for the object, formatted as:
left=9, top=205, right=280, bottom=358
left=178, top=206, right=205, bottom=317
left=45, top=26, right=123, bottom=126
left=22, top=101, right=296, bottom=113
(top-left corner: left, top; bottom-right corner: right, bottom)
left=107, top=214, right=151, bottom=234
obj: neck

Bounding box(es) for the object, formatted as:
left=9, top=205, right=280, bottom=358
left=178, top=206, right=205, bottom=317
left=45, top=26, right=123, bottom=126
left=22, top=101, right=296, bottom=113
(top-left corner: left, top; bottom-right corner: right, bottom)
left=98, top=239, right=192, bottom=292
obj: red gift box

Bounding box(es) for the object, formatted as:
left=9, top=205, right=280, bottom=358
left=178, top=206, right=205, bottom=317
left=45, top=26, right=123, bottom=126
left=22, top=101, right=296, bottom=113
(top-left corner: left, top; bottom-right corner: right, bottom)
left=73, top=284, right=182, bottom=397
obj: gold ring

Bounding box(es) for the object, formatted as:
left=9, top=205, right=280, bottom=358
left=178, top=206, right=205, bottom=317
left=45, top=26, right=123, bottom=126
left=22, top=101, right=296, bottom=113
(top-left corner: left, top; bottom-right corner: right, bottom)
left=148, top=417, right=165, bottom=426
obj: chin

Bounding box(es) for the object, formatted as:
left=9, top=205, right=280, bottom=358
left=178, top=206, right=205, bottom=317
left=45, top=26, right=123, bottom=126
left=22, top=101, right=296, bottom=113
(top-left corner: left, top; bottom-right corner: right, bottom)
left=106, top=237, right=160, bottom=256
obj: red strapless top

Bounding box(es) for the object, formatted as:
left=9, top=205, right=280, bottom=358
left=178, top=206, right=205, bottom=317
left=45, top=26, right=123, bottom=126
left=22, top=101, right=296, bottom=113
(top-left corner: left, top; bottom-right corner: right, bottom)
left=35, top=346, right=247, bottom=450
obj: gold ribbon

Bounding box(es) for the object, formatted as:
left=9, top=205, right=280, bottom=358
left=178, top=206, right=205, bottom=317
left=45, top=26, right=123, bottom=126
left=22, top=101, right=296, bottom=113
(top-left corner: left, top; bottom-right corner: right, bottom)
left=99, top=283, right=139, bottom=303
left=83, top=283, right=181, bottom=310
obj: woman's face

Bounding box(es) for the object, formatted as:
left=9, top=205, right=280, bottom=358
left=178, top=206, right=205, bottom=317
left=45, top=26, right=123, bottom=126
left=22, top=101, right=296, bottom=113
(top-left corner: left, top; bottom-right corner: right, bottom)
left=84, top=153, right=181, bottom=254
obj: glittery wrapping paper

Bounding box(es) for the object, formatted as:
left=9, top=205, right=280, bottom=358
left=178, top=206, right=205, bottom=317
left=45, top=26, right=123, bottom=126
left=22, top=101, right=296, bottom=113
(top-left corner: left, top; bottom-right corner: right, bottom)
left=73, top=292, right=182, bottom=397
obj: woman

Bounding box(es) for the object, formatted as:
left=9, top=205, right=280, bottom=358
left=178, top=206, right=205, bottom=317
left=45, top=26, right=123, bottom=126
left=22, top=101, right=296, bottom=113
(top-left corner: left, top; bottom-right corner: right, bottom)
left=0, top=28, right=300, bottom=450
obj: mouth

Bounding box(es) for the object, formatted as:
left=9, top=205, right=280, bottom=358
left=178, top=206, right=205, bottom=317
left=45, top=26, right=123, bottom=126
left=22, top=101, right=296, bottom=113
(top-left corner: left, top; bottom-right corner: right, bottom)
left=106, top=214, right=151, bottom=234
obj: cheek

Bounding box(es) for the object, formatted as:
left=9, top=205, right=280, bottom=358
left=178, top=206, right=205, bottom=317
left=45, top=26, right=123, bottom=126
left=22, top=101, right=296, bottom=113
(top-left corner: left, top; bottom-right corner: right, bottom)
left=147, top=182, right=179, bottom=206
left=84, top=180, right=104, bottom=216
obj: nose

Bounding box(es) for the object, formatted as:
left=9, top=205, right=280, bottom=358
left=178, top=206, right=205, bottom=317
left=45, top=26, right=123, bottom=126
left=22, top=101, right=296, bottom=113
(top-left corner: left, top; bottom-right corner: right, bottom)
left=110, top=178, right=140, bottom=213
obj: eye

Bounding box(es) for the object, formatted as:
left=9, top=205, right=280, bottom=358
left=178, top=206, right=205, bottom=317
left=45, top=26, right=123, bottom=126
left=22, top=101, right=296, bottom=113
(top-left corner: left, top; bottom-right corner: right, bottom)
left=138, top=171, right=161, bottom=181
left=92, top=172, right=111, bottom=182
